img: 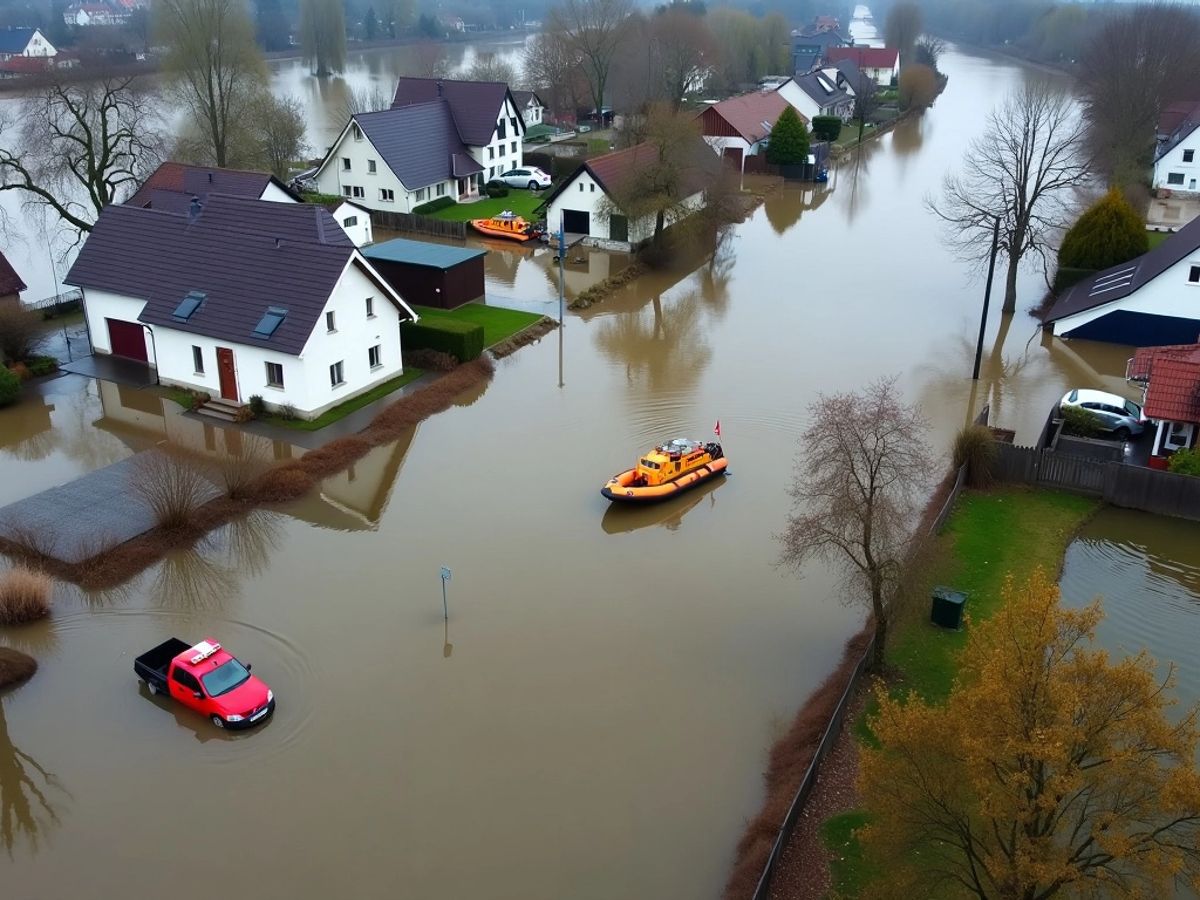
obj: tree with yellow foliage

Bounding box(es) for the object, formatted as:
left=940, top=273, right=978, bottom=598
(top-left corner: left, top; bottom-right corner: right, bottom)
left=859, top=570, right=1200, bottom=899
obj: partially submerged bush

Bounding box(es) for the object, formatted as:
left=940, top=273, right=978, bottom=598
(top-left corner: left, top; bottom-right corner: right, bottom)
left=403, top=348, right=458, bottom=371
left=0, top=567, right=52, bottom=626
left=299, top=437, right=371, bottom=479
left=0, top=647, right=37, bottom=688
left=0, top=303, right=41, bottom=364
left=0, top=365, right=20, bottom=407
left=953, top=424, right=998, bottom=487
left=1059, top=405, right=1103, bottom=438
left=26, top=355, right=59, bottom=377
left=133, top=449, right=212, bottom=528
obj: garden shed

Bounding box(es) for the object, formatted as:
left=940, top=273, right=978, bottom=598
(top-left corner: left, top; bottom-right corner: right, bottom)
left=361, top=238, right=488, bottom=309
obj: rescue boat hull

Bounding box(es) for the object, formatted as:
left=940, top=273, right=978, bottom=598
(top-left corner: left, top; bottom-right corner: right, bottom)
left=601, top=457, right=728, bottom=504
left=470, top=220, right=534, bottom=242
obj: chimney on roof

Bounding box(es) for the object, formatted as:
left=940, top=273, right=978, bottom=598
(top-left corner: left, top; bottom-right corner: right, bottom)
left=274, top=237, right=281, bottom=249
left=207, top=171, right=213, bottom=183
left=188, top=196, right=201, bottom=222
left=437, top=80, right=443, bottom=97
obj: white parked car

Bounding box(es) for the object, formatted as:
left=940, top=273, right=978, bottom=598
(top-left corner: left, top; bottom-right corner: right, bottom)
left=494, top=167, right=552, bottom=190
left=1059, top=389, right=1146, bottom=441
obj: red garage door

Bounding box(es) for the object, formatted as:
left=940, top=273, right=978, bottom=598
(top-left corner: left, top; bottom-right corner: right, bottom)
left=106, top=318, right=148, bottom=362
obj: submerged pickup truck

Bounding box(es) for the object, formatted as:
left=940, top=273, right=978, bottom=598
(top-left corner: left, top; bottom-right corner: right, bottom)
left=135, top=638, right=275, bottom=730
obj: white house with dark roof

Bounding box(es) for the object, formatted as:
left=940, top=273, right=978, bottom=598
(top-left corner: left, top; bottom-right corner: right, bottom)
left=513, top=89, right=546, bottom=126
left=777, top=70, right=854, bottom=122
left=65, top=195, right=416, bottom=420
left=313, top=77, right=526, bottom=214
left=1043, top=215, right=1200, bottom=347
left=128, top=161, right=372, bottom=246
left=0, top=27, right=56, bottom=60
left=1154, top=115, right=1200, bottom=197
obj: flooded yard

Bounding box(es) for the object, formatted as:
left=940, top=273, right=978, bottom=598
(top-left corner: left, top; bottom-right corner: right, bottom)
left=0, top=32, right=1160, bottom=900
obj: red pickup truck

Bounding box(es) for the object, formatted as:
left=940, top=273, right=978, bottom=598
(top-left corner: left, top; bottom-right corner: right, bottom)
left=135, top=638, right=275, bottom=730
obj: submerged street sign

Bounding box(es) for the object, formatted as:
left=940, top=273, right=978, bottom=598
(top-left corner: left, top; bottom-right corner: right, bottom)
left=440, top=566, right=451, bottom=582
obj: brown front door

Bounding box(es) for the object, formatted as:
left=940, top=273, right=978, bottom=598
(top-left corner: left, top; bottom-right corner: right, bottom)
left=216, top=347, right=238, bottom=402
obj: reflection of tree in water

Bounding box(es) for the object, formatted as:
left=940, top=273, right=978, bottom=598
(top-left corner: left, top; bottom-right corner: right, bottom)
left=697, top=232, right=736, bottom=320
left=0, top=694, right=67, bottom=856
left=836, top=143, right=876, bottom=226
left=594, top=290, right=712, bottom=392
left=762, top=182, right=832, bottom=236
left=152, top=510, right=284, bottom=608
left=891, top=114, right=925, bottom=157
left=484, top=247, right=524, bottom=290
left=219, top=511, right=283, bottom=580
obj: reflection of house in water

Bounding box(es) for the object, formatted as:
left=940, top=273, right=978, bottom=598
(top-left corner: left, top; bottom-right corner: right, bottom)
left=0, top=388, right=55, bottom=459
left=763, top=181, right=832, bottom=235
left=94, top=381, right=414, bottom=530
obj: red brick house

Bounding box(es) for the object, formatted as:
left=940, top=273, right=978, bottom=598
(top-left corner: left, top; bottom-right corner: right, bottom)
left=1128, top=342, right=1200, bottom=467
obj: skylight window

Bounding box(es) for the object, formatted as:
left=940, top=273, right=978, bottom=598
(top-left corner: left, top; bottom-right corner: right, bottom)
left=172, top=291, right=205, bottom=321
left=253, top=306, right=287, bottom=338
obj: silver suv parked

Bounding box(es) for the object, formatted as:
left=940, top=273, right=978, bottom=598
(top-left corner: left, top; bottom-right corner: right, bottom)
left=1059, top=389, right=1146, bottom=441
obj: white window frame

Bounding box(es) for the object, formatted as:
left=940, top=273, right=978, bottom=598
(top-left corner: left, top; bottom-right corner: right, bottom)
left=326, top=310, right=336, bottom=332
left=1189, top=264, right=1200, bottom=284
left=366, top=296, right=375, bottom=319
left=352, top=124, right=363, bottom=142
left=1185, top=149, right=1195, bottom=163
left=343, top=215, right=357, bottom=227
left=351, top=186, right=364, bottom=199
left=330, top=360, right=345, bottom=388
left=1168, top=172, right=1186, bottom=185
left=192, top=345, right=204, bottom=374
left=265, top=361, right=284, bottom=388
left=380, top=188, right=395, bottom=202
left=342, top=157, right=352, bottom=171
left=367, top=159, right=377, bottom=174
left=1165, top=421, right=1195, bottom=451
left=436, top=183, right=446, bottom=197
left=368, top=344, right=382, bottom=369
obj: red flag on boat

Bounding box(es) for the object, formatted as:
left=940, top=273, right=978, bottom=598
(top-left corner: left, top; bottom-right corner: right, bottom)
left=714, top=420, right=721, bottom=437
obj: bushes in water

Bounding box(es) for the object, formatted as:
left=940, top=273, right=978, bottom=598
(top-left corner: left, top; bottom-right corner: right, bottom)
left=0, top=567, right=52, bottom=625
left=952, top=424, right=998, bottom=487
left=132, top=450, right=212, bottom=528
left=401, top=318, right=484, bottom=363
left=0, top=366, right=19, bottom=407
left=0, top=647, right=37, bottom=688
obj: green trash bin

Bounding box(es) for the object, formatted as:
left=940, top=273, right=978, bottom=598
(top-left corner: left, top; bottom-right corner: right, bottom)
left=931, top=587, right=967, bottom=630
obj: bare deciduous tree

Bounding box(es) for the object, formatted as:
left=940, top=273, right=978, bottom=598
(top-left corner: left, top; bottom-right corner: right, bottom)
left=780, top=377, right=931, bottom=669
left=406, top=40, right=450, bottom=79
left=333, top=84, right=393, bottom=127
left=547, top=0, right=632, bottom=116
left=465, top=52, right=517, bottom=85
left=523, top=30, right=588, bottom=120
left=650, top=8, right=716, bottom=109
left=0, top=76, right=165, bottom=235
left=1079, top=5, right=1200, bottom=186
left=156, top=0, right=268, bottom=168
left=248, top=93, right=308, bottom=179
left=884, top=0, right=921, bottom=67
left=929, top=81, right=1088, bottom=314
left=299, top=0, right=347, bottom=76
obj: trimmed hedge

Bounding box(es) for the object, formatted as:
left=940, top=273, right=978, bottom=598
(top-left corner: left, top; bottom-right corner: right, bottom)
left=412, top=196, right=457, bottom=215
left=811, top=115, right=842, bottom=142
left=1053, top=266, right=1096, bottom=293
left=485, top=180, right=509, bottom=198
left=401, top=318, right=485, bottom=362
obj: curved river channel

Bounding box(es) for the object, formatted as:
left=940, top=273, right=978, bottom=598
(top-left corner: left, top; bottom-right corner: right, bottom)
left=0, top=23, right=1152, bottom=900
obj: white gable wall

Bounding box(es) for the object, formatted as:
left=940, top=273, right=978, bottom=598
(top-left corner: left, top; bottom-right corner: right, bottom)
left=82, top=288, right=153, bottom=360
left=331, top=201, right=374, bottom=246
left=1051, top=253, right=1200, bottom=336
left=475, top=94, right=525, bottom=183
left=1154, top=130, right=1200, bottom=195
left=259, top=181, right=295, bottom=203
left=776, top=80, right=821, bottom=122
left=545, top=169, right=705, bottom=251
left=314, top=123, right=456, bottom=214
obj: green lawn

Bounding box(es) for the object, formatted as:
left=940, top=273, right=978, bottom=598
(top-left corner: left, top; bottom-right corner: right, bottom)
left=411, top=303, right=544, bottom=347
left=264, top=368, right=424, bottom=431
left=826, top=488, right=1099, bottom=896
left=1147, top=230, right=1170, bottom=249
left=423, top=189, right=547, bottom=222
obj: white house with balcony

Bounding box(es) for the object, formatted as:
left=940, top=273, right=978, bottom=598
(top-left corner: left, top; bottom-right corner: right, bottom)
left=65, top=195, right=416, bottom=421
left=1154, top=117, right=1200, bottom=197
left=313, top=77, right=526, bottom=214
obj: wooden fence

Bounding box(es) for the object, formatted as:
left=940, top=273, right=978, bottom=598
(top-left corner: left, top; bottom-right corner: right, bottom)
left=994, top=443, right=1200, bottom=522
left=370, top=211, right=466, bottom=240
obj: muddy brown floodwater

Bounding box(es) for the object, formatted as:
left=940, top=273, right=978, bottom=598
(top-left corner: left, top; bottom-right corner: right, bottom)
left=0, top=33, right=1154, bottom=900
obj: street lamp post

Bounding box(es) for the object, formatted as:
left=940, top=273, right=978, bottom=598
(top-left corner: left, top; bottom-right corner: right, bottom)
left=971, top=215, right=1002, bottom=381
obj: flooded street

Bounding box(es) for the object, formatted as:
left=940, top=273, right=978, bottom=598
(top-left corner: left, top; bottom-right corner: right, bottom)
left=0, top=25, right=1158, bottom=900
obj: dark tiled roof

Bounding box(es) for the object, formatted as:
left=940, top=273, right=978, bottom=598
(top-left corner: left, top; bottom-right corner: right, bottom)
left=0, top=248, right=26, bottom=296
left=1143, top=357, right=1200, bottom=423
left=64, top=197, right=397, bottom=355
left=1043, top=216, right=1200, bottom=323
left=352, top=101, right=482, bottom=191
left=391, top=76, right=517, bottom=146
left=126, top=162, right=299, bottom=208
left=834, top=58, right=866, bottom=90
left=699, top=91, right=793, bottom=141
left=0, top=27, right=36, bottom=54
left=827, top=46, right=899, bottom=69
left=794, top=69, right=852, bottom=108
left=1156, top=115, right=1200, bottom=162
left=544, top=139, right=721, bottom=208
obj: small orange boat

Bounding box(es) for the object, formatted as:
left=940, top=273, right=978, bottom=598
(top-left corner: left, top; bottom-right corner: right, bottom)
left=470, top=211, right=538, bottom=242
left=601, top=438, right=728, bottom=504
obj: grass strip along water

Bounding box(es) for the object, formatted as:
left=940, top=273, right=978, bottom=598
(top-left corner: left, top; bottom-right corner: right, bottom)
left=822, top=487, right=1098, bottom=898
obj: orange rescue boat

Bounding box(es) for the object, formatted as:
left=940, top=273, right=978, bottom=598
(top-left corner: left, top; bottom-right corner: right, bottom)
left=470, top=211, right=539, bottom=242
left=601, top=438, right=728, bottom=504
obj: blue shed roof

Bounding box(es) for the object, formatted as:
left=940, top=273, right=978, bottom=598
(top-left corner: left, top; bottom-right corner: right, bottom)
left=0, top=28, right=36, bottom=54
left=362, top=237, right=487, bottom=269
